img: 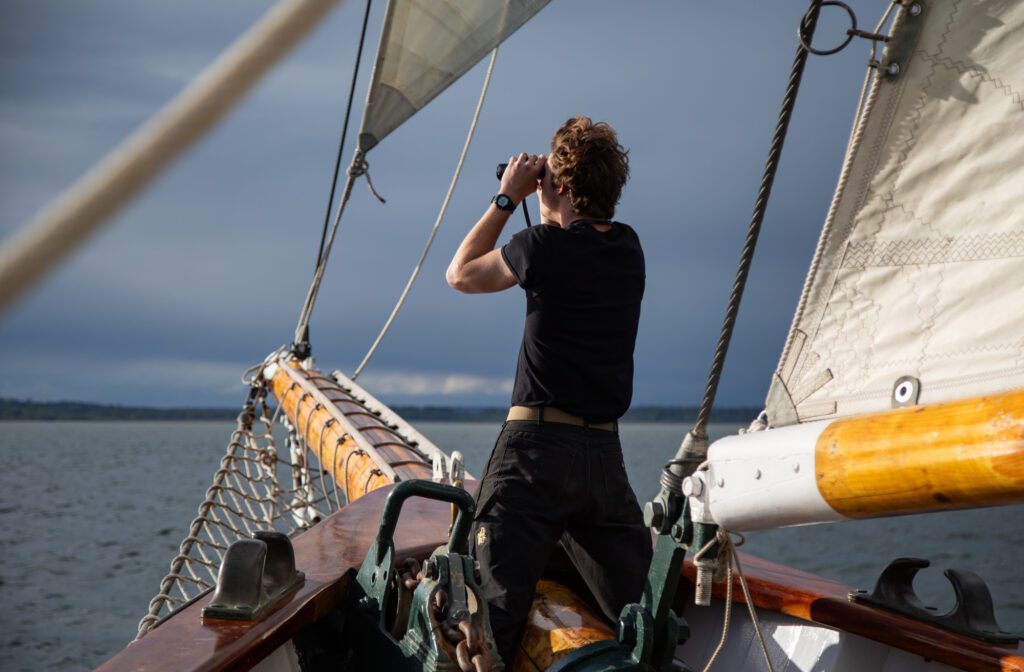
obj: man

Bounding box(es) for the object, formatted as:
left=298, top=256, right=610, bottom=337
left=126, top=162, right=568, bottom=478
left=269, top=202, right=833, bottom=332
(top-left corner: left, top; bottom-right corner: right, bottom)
left=446, top=116, right=651, bottom=666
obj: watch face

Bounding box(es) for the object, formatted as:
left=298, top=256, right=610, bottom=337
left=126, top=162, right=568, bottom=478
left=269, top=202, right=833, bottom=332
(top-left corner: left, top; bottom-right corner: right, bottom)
left=494, top=194, right=513, bottom=210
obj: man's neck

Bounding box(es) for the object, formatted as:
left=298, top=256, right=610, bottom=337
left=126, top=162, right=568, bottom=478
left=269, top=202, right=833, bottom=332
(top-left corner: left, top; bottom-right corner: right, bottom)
left=560, top=211, right=612, bottom=233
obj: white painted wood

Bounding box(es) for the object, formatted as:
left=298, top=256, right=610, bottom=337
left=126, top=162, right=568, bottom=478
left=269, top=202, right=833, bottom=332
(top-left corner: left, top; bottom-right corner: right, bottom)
left=675, top=600, right=960, bottom=672
left=704, top=421, right=846, bottom=531
left=250, top=640, right=303, bottom=672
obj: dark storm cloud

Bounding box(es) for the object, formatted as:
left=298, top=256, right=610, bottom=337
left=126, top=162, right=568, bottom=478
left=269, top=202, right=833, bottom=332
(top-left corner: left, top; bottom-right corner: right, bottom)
left=0, top=1, right=881, bottom=408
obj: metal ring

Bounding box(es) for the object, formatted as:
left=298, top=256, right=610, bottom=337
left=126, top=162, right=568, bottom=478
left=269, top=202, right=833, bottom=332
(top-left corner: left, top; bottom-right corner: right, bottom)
left=799, top=0, right=857, bottom=56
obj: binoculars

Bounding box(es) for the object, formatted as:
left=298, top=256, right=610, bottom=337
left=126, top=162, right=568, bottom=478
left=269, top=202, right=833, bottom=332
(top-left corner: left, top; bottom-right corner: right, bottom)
left=494, top=162, right=539, bottom=227
left=496, top=162, right=546, bottom=181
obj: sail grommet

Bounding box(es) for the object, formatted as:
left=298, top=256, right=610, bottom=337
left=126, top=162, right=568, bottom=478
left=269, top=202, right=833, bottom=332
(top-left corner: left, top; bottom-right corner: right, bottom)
left=891, top=376, right=921, bottom=407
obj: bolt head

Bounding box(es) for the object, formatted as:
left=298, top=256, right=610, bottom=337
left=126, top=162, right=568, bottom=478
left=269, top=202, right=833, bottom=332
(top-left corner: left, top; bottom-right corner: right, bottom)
left=716, top=477, right=725, bottom=488
left=793, top=462, right=801, bottom=473
left=670, top=524, right=685, bottom=542
left=887, top=62, right=902, bottom=76
left=754, top=469, right=762, bottom=480
left=423, top=559, right=438, bottom=580
left=909, top=2, right=922, bottom=16
left=643, top=501, right=665, bottom=529
left=682, top=476, right=703, bottom=497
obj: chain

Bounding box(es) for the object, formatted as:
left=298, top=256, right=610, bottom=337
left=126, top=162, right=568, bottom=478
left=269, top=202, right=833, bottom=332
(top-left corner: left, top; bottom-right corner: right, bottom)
left=394, top=557, right=494, bottom=671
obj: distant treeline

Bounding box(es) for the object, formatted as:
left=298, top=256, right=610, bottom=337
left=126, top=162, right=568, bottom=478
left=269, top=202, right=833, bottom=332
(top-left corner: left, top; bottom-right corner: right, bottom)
left=0, top=398, right=761, bottom=423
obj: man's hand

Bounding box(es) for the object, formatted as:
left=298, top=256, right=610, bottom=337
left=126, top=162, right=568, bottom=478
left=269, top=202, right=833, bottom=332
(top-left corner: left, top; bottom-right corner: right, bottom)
left=500, top=153, right=546, bottom=205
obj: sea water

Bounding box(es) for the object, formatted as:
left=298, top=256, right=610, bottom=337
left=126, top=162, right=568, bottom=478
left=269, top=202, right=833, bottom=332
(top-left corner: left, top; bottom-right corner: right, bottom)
left=0, top=421, right=1021, bottom=671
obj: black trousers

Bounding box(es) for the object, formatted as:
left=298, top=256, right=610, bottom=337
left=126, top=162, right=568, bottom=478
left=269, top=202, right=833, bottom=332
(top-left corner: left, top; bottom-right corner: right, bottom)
left=470, top=420, right=653, bottom=667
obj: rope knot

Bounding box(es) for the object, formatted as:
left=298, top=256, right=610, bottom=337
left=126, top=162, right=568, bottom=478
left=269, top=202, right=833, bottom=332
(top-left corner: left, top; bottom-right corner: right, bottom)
left=348, top=149, right=386, bottom=203
left=347, top=150, right=368, bottom=178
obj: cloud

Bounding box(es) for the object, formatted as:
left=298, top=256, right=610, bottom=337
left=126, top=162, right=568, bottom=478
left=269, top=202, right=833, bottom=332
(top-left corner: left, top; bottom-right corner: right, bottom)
left=356, top=370, right=513, bottom=397
left=0, top=1, right=883, bottom=408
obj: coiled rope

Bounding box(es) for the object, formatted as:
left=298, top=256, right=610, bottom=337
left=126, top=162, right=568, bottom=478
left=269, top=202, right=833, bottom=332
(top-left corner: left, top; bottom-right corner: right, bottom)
left=352, top=48, right=500, bottom=380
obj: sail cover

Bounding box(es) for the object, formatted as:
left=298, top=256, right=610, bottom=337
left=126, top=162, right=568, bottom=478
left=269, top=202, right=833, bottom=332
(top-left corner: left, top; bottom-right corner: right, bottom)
left=767, top=1, right=1024, bottom=427
left=357, top=0, right=551, bottom=152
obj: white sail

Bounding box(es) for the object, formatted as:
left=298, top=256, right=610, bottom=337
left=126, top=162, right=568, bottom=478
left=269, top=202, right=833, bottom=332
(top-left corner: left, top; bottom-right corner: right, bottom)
left=357, top=0, right=551, bottom=152
left=766, top=0, right=1024, bottom=426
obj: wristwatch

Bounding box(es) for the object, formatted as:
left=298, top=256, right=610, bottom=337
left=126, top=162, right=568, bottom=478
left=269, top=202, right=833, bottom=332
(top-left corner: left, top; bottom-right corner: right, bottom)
left=492, top=193, right=516, bottom=212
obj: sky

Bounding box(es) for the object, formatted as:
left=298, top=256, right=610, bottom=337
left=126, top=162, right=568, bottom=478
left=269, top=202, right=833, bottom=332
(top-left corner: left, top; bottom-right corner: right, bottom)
left=0, top=0, right=889, bottom=409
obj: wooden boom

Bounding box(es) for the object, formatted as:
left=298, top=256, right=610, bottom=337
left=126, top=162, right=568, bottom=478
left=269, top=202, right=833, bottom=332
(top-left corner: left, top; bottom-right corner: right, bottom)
left=704, top=389, right=1024, bottom=531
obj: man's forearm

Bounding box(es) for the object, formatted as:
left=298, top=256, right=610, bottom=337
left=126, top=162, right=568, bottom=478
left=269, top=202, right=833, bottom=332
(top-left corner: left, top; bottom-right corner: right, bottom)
left=446, top=205, right=510, bottom=282
left=446, top=152, right=542, bottom=293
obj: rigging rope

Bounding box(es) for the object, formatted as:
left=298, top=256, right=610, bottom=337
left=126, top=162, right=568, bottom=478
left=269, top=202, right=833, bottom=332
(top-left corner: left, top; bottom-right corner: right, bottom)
left=315, top=0, right=375, bottom=267
left=292, top=152, right=359, bottom=350
left=698, top=530, right=775, bottom=672
left=293, top=0, right=378, bottom=356
left=690, top=0, right=825, bottom=438
left=136, top=379, right=339, bottom=638
left=352, top=48, right=500, bottom=380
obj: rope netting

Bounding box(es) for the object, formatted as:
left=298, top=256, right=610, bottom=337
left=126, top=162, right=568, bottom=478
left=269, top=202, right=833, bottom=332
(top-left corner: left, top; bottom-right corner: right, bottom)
left=135, top=378, right=345, bottom=638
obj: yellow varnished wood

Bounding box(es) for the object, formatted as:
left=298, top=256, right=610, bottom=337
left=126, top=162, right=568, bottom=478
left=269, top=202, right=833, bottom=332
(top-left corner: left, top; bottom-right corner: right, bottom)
left=269, top=361, right=430, bottom=502
left=816, top=389, right=1024, bottom=517
left=514, top=579, right=615, bottom=671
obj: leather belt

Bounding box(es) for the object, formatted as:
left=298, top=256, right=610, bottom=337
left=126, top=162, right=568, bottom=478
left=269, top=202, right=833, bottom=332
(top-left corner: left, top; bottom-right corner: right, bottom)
left=506, top=406, right=618, bottom=432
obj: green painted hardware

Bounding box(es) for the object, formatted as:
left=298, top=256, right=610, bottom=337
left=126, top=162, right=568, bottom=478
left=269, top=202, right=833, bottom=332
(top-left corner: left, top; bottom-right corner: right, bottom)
left=351, top=479, right=502, bottom=671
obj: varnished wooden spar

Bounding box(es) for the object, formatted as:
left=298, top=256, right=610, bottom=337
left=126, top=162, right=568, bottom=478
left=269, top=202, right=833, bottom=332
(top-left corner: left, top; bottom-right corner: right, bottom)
left=707, top=388, right=1024, bottom=530
left=267, top=358, right=433, bottom=501
left=817, top=388, right=1024, bottom=517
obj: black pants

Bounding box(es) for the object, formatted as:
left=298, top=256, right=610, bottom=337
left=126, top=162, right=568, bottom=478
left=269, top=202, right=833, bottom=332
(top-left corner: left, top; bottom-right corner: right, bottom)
left=471, top=421, right=653, bottom=667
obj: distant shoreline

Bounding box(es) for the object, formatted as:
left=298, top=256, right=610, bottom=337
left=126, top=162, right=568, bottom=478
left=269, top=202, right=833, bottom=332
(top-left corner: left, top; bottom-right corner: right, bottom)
left=0, top=398, right=761, bottom=423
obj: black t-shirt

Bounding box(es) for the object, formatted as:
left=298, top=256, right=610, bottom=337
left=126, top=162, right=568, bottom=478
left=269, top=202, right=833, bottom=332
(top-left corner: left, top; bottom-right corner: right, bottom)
left=501, top=220, right=645, bottom=422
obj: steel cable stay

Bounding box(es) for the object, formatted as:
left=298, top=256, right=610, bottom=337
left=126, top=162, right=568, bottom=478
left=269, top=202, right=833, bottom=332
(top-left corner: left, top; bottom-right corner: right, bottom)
left=660, top=0, right=902, bottom=493
left=292, top=0, right=378, bottom=358
left=656, top=0, right=829, bottom=502
left=645, top=4, right=906, bottom=669
left=315, top=0, right=375, bottom=269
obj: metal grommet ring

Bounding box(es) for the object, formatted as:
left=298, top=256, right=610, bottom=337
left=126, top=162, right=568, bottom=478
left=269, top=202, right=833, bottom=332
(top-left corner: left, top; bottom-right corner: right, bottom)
left=892, top=375, right=921, bottom=408
left=799, top=0, right=857, bottom=56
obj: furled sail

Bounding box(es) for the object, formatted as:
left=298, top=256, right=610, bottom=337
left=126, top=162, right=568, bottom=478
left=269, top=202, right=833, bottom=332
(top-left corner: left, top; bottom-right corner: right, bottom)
left=357, top=0, right=551, bottom=152
left=767, top=1, right=1024, bottom=427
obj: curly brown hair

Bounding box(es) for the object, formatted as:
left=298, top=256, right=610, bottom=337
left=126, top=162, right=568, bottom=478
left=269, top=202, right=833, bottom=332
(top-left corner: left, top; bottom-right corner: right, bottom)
left=548, top=116, right=630, bottom=220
